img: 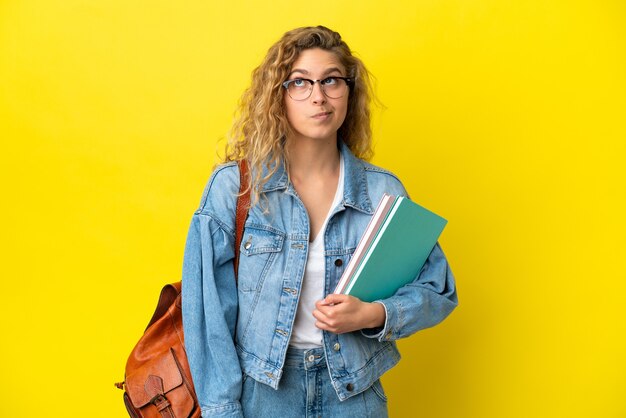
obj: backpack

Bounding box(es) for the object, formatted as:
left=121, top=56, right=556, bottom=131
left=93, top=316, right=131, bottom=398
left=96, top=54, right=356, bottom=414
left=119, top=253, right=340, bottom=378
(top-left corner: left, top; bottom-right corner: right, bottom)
left=115, top=160, right=250, bottom=418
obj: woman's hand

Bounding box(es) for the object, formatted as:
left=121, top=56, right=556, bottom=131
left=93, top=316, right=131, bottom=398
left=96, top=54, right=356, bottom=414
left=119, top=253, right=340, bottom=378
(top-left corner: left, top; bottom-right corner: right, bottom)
left=313, top=294, right=386, bottom=334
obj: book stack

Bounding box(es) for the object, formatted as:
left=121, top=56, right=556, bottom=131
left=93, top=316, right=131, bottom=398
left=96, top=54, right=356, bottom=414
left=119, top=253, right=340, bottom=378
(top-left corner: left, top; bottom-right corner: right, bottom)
left=333, top=194, right=447, bottom=303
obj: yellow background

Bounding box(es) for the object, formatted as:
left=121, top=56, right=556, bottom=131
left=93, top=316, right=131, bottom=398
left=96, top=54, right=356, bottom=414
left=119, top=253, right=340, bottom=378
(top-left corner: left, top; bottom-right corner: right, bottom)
left=1, top=1, right=624, bottom=417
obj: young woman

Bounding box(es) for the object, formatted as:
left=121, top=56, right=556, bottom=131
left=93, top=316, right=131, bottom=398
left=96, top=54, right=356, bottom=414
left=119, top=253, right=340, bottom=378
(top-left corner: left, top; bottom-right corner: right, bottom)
left=182, top=26, right=458, bottom=418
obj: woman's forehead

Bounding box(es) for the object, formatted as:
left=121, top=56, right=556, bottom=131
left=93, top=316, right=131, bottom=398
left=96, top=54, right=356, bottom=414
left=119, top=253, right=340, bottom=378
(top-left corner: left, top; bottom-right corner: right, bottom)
left=290, top=48, right=345, bottom=74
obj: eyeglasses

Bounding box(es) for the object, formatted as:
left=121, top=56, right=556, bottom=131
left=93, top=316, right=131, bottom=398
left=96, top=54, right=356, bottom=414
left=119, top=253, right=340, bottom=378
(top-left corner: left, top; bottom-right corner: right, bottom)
left=282, top=77, right=353, bottom=101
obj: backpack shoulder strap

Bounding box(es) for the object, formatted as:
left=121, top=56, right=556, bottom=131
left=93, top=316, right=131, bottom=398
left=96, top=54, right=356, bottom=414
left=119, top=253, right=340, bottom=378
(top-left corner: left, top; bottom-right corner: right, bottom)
left=233, top=159, right=251, bottom=284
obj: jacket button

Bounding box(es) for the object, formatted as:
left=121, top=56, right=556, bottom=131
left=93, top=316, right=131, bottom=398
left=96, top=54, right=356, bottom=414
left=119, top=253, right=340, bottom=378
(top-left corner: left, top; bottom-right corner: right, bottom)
left=333, top=343, right=341, bottom=351
left=346, top=383, right=354, bottom=391
left=334, top=259, right=343, bottom=267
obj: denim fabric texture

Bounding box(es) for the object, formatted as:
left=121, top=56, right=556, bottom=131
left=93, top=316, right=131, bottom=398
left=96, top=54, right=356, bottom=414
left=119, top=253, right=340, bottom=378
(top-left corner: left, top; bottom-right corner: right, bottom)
left=241, top=347, right=388, bottom=418
left=182, top=141, right=458, bottom=417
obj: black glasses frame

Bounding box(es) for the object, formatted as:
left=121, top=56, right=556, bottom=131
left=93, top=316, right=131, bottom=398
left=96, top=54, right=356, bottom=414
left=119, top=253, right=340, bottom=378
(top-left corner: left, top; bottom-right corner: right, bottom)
left=282, top=77, right=354, bottom=101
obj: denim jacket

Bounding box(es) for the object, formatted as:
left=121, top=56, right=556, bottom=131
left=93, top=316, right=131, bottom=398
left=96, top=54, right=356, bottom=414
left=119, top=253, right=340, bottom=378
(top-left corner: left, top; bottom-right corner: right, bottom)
left=182, top=141, right=458, bottom=417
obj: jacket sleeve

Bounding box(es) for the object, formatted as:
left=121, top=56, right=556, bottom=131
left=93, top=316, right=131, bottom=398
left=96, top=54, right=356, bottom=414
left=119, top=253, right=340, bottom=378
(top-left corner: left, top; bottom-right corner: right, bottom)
left=361, top=242, right=458, bottom=341
left=182, top=212, right=244, bottom=418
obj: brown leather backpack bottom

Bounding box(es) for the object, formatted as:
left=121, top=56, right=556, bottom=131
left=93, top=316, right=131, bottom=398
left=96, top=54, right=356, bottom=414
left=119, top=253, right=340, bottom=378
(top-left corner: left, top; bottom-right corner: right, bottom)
left=120, top=283, right=201, bottom=418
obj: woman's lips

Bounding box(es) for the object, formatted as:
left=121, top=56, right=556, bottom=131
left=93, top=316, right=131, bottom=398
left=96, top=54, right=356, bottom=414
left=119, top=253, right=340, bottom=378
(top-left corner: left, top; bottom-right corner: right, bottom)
left=312, top=111, right=332, bottom=120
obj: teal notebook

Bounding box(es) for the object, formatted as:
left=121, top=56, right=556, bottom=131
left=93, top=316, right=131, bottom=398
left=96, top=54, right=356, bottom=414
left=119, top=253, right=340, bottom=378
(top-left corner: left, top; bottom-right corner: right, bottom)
left=343, top=196, right=447, bottom=302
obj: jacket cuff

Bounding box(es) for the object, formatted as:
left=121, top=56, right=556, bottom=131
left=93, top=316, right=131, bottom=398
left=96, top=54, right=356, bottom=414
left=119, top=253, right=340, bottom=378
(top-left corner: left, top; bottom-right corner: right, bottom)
left=201, top=401, right=243, bottom=417
left=360, top=301, right=392, bottom=341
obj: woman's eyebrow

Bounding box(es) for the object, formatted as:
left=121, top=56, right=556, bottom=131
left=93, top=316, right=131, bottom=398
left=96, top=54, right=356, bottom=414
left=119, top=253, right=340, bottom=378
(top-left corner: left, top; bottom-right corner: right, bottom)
left=288, top=68, right=309, bottom=77
left=322, top=67, right=343, bottom=76
left=288, top=67, right=344, bottom=77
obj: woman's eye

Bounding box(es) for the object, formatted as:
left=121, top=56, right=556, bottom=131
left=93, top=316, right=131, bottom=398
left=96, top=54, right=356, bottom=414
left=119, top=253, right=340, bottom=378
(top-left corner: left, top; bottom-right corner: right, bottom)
left=322, top=77, right=337, bottom=86
left=293, top=79, right=306, bottom=88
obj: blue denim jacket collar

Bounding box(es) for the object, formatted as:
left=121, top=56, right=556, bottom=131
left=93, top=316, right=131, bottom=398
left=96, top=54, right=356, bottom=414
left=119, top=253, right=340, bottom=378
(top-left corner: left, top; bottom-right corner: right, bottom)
left=260, top=140, right=374, bottom=215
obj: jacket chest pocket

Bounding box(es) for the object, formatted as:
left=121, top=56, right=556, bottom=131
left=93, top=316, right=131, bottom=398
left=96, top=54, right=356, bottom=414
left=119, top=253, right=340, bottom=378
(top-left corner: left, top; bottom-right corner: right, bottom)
left=328, top=247, right=356, bottom=290
left=237, top=225, right=285, bottom=292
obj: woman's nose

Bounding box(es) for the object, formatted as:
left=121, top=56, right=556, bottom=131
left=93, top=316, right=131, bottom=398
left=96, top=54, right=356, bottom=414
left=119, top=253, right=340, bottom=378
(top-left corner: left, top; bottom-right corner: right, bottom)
left=310, top=81, right=327, bottom=104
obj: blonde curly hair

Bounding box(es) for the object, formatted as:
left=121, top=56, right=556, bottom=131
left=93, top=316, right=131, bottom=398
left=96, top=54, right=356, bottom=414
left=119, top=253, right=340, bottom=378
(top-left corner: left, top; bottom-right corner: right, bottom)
left=223, top=26, right=375, bottom=206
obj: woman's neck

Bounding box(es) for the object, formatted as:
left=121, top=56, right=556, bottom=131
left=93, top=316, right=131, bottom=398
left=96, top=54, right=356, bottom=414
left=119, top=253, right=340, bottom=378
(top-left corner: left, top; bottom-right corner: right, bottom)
left=285, top=137, right=340, bottom=181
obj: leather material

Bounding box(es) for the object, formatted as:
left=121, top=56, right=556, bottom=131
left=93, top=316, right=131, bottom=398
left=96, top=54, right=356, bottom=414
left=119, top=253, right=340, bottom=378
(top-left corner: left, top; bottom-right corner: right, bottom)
left=234, top=159, right=250, bottom=281
left=117, top=160, right=250, bottom=417
left=123, top=289, right=198, bottom=418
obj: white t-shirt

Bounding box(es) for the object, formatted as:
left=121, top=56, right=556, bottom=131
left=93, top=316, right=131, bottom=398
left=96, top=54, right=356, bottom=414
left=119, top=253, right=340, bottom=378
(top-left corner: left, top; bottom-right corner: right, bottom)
left=289, top=154, right=345, bottom=348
